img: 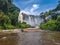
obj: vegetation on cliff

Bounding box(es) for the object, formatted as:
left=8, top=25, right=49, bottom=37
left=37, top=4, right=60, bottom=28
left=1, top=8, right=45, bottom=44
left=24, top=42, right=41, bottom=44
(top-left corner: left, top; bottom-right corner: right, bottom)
left=40, top=2, right=60, bottom=31
left=0, top=0, right=31, bottom=30
left=40, top=16, right=60, bottom=31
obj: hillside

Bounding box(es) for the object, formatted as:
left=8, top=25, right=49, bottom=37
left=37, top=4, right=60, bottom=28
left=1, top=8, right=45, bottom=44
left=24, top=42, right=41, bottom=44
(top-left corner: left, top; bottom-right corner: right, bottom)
left=0, top=0, right=20, bottom=29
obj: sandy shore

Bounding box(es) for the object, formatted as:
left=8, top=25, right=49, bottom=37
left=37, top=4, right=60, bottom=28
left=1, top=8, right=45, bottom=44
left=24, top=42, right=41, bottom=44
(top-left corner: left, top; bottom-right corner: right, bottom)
left=0, top=29, right=20, bottom=34
left=23, top=28, right=45, bottom=32
left=0, top=28, right=44, bottom=34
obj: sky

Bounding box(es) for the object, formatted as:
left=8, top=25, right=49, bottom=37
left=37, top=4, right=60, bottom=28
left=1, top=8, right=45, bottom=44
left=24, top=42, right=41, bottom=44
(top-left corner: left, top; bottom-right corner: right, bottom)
left=13, top=0, right=58, bottom=15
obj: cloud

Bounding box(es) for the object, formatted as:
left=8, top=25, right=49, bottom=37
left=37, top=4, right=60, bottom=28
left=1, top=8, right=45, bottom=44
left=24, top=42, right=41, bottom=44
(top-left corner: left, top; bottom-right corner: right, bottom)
left=30, top=4, right=39, bottom=14
left=33, top=4, right=39, bottom=7
left=17, top=0, right=34, bottom=5
left=20, top=4, right=40, bottom=15
left=21, top=0, right=40, bottom=5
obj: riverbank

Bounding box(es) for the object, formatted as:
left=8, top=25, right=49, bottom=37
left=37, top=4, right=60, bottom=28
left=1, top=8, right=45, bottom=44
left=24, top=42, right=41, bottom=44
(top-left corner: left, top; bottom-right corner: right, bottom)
left=0, top=28, right=45, bottom=33
left=0, top=29, right=20, bottom=34
left=23, top=28, right=45, bottom=32
left=0, top=29, right=60, bottom=45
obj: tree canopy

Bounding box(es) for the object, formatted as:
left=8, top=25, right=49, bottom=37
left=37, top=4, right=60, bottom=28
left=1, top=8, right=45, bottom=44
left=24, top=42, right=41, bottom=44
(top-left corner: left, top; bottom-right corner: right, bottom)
left=0, top=0, right=20, bottom=29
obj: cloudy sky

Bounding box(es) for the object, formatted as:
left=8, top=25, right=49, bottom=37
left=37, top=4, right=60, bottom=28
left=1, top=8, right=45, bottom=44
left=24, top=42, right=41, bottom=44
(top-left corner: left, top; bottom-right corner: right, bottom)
left=13, top=0, right=58, bottom=15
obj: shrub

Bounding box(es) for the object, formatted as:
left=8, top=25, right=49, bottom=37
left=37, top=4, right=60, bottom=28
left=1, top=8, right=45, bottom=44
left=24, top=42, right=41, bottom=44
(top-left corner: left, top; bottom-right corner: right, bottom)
left=40, top=20, right=57, bottom=31
left=0, top=26, right=4, bottom=30
left=55, top=16, right=60, bottom=31
left=40, top=16, right=60, bottom=31
left=18, top=22, right=31, bottom=28
left=3, top=24, right=16, bottom=29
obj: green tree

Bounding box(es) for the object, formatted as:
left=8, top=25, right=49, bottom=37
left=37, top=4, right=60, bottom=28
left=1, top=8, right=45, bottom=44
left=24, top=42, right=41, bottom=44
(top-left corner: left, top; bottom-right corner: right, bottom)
left=40, top=12, right=47, bottom=22
left=55, top=16, right=60, bottom=31
left=0, top=0, right=20, bottom=29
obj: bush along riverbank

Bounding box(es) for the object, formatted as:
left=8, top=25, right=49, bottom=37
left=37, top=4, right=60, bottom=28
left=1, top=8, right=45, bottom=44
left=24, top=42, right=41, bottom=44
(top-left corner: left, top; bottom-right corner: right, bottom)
left=40, top=16, right=60, bottom=31
left=0, top=22, right=31, bottom=30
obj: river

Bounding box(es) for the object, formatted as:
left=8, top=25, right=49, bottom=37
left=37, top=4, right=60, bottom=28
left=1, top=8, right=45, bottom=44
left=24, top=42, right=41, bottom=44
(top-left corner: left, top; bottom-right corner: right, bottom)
left=0, top=30, right=60, bottom=45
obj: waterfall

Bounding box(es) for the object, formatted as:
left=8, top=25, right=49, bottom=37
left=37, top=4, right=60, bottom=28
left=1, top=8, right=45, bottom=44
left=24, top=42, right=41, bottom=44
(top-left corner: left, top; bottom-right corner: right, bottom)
left=19, top=13, right=43, bottom=26
left=29, top=16, right=31, bottom=25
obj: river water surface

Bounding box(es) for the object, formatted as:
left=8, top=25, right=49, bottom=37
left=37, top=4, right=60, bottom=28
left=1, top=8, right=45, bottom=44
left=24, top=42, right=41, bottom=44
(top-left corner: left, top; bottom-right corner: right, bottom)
left=0, top=31, right=60, bottom=45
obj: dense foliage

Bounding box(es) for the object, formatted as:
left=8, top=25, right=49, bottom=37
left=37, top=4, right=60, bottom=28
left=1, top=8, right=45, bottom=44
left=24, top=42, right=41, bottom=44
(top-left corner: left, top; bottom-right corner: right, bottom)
left=18, top=22, right=31, bottom=28
left=0, top=0, right=20, bottom=25
left=0, top=0, right=20, bottom=29
left=40, top=1, right=60, bottom=31
left=0, top=0, right=31, bottom=30
left=40, top=16, right=60, bottom=31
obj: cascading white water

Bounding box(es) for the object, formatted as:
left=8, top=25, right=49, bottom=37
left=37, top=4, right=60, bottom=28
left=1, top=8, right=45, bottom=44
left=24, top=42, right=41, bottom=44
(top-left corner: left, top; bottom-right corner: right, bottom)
left=29, top=16, right=32, bottom=25
left=18, top=13, right=43, bottom=26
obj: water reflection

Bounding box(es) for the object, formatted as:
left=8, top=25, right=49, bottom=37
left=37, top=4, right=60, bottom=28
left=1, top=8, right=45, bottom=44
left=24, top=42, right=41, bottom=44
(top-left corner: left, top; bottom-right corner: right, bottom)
left=0, top=31, right=60, bottom=45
